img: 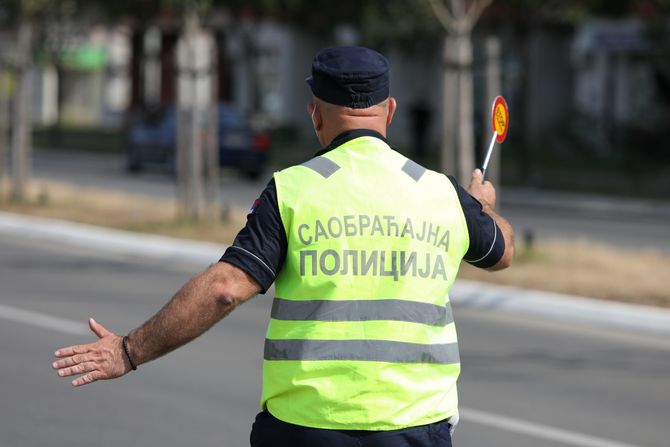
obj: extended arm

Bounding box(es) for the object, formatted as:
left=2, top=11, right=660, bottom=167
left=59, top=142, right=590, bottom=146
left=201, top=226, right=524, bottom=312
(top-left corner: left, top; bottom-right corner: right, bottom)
left=53, top=261, right=261, bottom=386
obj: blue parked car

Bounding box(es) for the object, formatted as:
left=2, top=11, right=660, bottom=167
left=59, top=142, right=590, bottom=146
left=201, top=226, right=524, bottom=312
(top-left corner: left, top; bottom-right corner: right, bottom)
left=126, top=104, right=271, bottom=179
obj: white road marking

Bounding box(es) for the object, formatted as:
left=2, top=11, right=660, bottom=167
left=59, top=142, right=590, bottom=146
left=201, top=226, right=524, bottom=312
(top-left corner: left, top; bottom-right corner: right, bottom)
left=0, top=303, right=646, bottom=447
left=460, top=407, right=643, bottom=447
left=0, top=304, right=88, bottom=335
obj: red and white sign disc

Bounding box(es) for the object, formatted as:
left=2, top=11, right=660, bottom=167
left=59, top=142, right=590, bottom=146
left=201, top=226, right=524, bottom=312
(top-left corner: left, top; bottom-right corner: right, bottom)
left=491, top=96, right=509, bottom=144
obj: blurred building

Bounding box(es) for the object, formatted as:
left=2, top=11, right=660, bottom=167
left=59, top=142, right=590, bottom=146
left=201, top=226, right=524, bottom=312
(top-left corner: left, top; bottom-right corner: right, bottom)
left=32, top=22, right=131, bottom=128
left=0, top=2, right=667, bottom=166
left=572, top=19, right=664, bottom=154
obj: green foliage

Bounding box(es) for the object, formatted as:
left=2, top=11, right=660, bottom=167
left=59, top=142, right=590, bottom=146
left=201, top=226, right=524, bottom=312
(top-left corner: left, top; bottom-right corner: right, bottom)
left=219, top=0, right=442, bottom=47
left=217, top=0, right=663, bottom=46
left=3, top=0, right=663, bottom=33
left=360, top=1, right=442, bottom=47
left=503, top=0, right=647, bottom=25
left=0, top=0, right=175, bottom=23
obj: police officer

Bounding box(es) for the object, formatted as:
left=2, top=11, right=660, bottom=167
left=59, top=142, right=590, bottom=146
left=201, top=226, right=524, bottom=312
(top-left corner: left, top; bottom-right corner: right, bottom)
left=53, top=46, right=514, bottom=447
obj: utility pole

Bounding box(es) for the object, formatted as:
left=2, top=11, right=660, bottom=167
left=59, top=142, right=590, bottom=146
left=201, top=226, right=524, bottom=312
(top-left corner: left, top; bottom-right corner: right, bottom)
left=11, top=19, right=33, bottom=203
left=429, top=0, right=492, bottom=186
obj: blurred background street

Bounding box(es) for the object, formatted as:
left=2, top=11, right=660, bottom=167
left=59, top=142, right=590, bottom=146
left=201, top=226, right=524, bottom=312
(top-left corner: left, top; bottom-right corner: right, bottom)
left=1, top=0, right=669, bottom=446
left=29, top=149, right=670, bottom=253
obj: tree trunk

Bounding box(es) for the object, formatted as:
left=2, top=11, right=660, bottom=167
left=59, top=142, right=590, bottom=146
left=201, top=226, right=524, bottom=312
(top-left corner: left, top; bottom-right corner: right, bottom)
left=0, top=70, right=9, bottom=199
left=442, top=32, right=475, bottom=186
left=441, top=35, right=458, bottom=177
left=11, top=20, right=32, bottom=203
left=204, top=47, right=219, bottom=222
left=177, top=24, right=205, bottom=220
left=176, top=13, right=216, bottom=221
left=482, top=36, right=502, bottom=190
left=188, top=89, right=205, bottom=218
left=518, top=23, right=534, bottom=185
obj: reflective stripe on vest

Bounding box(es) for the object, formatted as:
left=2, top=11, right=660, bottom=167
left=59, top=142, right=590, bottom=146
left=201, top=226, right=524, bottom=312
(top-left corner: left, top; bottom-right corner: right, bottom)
left=265, top=339, right=460, bottom=364
left=271, top=298, right=455, bottom=326
left=264, top=135, right=470, bottom=431
left=301, top=156, right=341, bottom=178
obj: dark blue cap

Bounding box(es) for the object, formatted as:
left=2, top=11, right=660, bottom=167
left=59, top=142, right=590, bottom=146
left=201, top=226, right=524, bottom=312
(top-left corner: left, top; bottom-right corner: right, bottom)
left=306, top=46, right=390, bottom=109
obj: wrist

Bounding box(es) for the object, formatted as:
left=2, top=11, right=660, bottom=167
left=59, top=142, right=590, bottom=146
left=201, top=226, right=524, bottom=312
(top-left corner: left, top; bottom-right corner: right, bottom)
left=122, top=335, right=138, bottom=371
left=479, top=199, right=495, bottom=214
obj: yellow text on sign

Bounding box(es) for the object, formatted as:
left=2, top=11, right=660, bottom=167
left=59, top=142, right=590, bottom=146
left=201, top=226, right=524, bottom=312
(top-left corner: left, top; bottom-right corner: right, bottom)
left=494, top=104, right=507, bottom=136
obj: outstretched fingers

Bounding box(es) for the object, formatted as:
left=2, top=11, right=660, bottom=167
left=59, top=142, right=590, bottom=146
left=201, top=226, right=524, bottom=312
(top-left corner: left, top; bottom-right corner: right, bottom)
left=56, top=361, right=99, bottom=378
left=53, top=318, right=130, bottom=387
left=52, top=353, right=96, bottom=370
left=54, top=343, right=92, bottom=359
left=72, top=370, right=105, bottom=387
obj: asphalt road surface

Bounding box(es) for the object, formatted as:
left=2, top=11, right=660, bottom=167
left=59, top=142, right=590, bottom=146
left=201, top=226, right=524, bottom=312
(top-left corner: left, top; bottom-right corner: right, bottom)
left=32, top=151, right=670, bottom=253
left=2, top=236, right=669, bottom=447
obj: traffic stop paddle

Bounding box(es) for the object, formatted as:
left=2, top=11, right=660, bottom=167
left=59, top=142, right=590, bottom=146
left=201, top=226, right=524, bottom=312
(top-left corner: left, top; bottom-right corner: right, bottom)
left=481, top=96, right=509, bottom=181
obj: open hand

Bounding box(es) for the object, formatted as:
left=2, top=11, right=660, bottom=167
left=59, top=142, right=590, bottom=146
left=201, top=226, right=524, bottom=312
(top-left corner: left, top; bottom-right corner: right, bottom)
left=53, top=318, right=132, bottom=387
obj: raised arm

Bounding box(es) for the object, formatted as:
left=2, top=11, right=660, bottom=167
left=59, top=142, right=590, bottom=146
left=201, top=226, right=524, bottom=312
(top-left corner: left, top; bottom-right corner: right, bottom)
left=52, top=261, right=261, bottom=387
left=467, top=169, right=515, bottom=271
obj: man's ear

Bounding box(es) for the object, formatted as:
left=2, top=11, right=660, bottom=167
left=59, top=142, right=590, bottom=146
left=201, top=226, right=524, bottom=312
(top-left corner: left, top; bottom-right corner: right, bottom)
left=308, top=102, right=322, bottom=131
left=386, top=97, right=397, bottom=126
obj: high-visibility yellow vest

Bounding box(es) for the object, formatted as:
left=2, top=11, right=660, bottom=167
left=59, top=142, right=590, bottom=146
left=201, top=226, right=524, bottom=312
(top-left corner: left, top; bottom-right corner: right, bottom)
left=263, top=135, right=469, bottom=430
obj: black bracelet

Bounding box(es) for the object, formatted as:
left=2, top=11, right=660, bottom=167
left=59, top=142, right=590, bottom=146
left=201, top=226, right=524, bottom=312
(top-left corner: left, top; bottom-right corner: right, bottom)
left=122, top=335, right=138, bottom=371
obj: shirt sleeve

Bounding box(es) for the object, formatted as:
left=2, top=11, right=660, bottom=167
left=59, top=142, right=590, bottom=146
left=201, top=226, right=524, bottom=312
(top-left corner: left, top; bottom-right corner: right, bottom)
left=448, top=176, right=505, bottom=269
left=219, top=178, right=287, bottom=293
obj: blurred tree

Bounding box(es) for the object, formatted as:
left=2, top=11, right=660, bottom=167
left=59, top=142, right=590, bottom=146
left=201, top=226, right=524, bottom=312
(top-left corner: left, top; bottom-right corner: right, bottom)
left=1, top=0, right=88, bottom=202
left=7, top=0, right=49, bottom=203
left=219, top=0, right=500, bottom=184
left=428, top=0, right=492, bottom=185
left=1, top=0, right=222, bottom=217
left=1, top=0, right=665, bottom=204
left=175, top=7, right=220, bottom=221
left=220, top=0, right=480, bottom=180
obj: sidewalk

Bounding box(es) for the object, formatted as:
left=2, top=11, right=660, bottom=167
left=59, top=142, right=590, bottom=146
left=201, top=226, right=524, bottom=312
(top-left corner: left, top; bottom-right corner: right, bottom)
left=2, top=211, right=669, bottom=337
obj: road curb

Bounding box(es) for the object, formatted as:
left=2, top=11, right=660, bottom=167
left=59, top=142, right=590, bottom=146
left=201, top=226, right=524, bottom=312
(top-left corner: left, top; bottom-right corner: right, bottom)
left=2, top=211, right=669, bottom=336
left=0, top=212, right=225, bottom=266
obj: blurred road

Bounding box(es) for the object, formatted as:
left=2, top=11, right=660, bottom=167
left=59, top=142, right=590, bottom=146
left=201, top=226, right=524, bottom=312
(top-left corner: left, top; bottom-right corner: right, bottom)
left=3, top=235, right=669, bottom=447
left=32, top=151, right=670, bottom=253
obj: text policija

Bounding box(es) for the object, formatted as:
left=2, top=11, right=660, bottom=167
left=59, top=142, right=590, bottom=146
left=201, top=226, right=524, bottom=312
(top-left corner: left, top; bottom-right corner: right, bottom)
left=295, top=215, right=452, bottom=281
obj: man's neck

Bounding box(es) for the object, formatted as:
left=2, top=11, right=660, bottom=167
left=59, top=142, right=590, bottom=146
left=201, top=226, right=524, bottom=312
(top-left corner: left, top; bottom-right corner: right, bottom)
left=320, top=121, right=387, bottom=148
left=316, top=129, right=388, bottom=156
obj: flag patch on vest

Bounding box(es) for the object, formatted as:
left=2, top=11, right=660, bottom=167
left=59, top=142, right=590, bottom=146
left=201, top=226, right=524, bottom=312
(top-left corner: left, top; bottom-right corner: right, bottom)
left=250, top=198, right=261, bottom=213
